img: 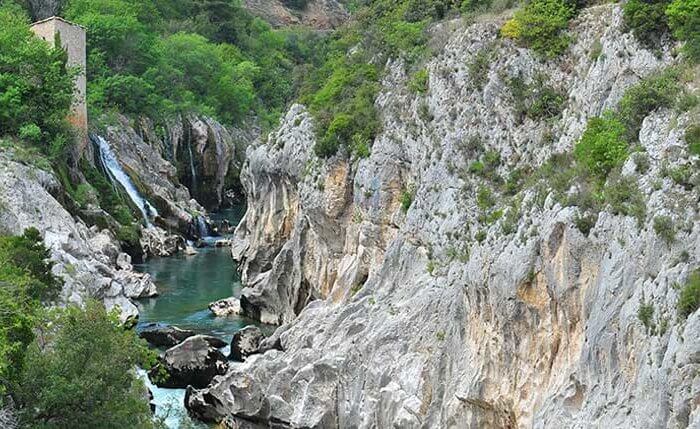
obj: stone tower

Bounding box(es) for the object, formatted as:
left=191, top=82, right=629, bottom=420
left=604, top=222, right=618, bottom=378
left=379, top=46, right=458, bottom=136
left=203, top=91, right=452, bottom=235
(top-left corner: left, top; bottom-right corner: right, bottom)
left=30, top=16, right=88, bottom=154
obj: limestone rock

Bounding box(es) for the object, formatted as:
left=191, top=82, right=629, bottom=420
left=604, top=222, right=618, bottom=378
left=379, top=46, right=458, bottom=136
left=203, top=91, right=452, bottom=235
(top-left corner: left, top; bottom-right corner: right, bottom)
left=139, top=323, right=196, bottom=347
left=0, top=153, right=155, bottom=322
left=149, top=335, right=228, bottom=389
left=209, top=297, right=242, bottom=317
left=191, top=5, right=700, bottom=428
left=230, top=326, right=265, bottom=361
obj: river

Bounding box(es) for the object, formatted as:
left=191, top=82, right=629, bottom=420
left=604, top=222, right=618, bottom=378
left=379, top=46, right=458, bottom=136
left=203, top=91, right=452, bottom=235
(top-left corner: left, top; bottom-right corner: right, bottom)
left=134, top=207, right=248, bottom=428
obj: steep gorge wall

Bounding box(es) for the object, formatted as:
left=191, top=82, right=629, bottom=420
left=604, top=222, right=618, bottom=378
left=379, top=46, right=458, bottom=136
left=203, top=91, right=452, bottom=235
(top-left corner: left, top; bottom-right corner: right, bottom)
left=188, top=5, right=700, bottom=428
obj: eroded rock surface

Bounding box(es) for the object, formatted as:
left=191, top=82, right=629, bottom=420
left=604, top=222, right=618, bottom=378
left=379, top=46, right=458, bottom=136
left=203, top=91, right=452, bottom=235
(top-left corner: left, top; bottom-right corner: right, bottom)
left=0, top=152, right=155, bottom=321
left=230, top=326, right=265, bottom=362
left=190, top=5, right=700, bottom=428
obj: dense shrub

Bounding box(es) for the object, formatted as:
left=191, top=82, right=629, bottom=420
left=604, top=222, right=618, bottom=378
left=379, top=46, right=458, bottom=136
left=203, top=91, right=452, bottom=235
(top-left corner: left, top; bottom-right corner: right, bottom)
left=686, top=125, right=700, bottom=156
left=501, top=0, right=576, bottom=58
left=637, top=301, right=655, bottom=332
left=666, top=0, right=700, bottom=62
left=507, top=73, right=565, bottom=122
left=623, top=0, right=671, bottom=48
left=408, top=69, right=429, bottom=94
left=617, top=69, right=681, bottom=142
left=574, top=113, right=628, bottom=179
left=0, top=3, right=76, bottom=160
left=653, top=215, right=676, bottom=244
left=678, top=270, right=700, bottom=319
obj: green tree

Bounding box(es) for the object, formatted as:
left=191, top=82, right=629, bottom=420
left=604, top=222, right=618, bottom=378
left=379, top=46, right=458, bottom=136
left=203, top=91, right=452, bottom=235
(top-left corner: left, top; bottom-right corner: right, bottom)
left=0, top=228, right=60, bottom=398
left=0, top=3, right=76, bottom=158
left=15, top=301, right=157, bottom=429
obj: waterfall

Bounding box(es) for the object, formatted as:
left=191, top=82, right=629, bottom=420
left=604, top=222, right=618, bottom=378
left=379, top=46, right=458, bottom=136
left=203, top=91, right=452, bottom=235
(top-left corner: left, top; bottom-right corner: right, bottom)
left=195, top=215, right=209, bottom=238
left=94, top=135, right=159, bottom=226
left=187, top=141, right=197, bottom=194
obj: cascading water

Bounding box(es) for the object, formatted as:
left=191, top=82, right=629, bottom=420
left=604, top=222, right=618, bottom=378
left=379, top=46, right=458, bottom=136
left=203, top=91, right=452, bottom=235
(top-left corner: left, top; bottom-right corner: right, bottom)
left=187, top=141, right=197, bottom=195
left=195, top=215, right=209, bottom=238
left=94, top=135, right=159, bottom=226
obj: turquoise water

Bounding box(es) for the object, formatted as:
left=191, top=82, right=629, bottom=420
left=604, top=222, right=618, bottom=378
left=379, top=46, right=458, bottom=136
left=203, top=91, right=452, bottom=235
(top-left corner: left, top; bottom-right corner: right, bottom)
left=134, top=207, right=248, bottom=428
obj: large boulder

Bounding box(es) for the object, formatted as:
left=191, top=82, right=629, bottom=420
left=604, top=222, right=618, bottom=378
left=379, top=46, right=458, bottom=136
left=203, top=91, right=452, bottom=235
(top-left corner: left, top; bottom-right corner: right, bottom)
left=230, top=326, right=265, bottom=362
left=139, top=324, right=196, bottom=347
left=209, top=297, right=242, bottom=317
left=148, top=335, right=228, bottom=389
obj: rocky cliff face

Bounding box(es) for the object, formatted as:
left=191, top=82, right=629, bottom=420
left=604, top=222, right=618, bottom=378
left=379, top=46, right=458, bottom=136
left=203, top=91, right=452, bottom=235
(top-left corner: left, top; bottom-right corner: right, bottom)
left=0, top=152, right=156, bottom=322
left=188, top=5, right=700, bottom=428
left=243, top=0, right=347, bottom=30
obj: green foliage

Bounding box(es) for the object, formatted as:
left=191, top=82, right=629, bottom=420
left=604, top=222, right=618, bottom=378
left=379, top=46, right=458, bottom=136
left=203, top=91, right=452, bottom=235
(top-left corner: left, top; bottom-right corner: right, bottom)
left=467, top=47, right=491, bottom=90
left=409, top=69, right=429, bottom=94
left=678, top=270, right=700, bottom=319
left=400, top=186, right=415, bottom=212
left=604, top=175, right=646, bottom=225
left=574, top=113, right=629, bottom=179
left=666, top=0, right=700, bottom=62
left=617, top=69, right=681, bottom=142
left=507, top=73, right=565, bottom=122
left=686, top=124, right=700, bottom=156
left=15, top=301, right=157, bottom=428
left=501, top=0, right=577, bottom=58
left=0, top=3, right=76, bottom=160
left=653, top=215, right=676, bottom=244
left=64, top=0, right=316, bottom=127
left=637, top=301, right=655, bottom=333
left=476, top=186, right=495, bottom=210
left=0, top=229, right=60, bottom=398
left=623, top=0, right=671, bottom=48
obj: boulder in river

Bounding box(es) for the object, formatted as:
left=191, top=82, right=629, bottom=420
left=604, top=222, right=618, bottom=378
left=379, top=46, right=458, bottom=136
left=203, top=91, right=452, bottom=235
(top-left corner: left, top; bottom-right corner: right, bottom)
left=209, top=297, right=241, bottom=317
left=230, top=326, right=265, bottom=361
left=148, top=335, right=228, bottom=389
left=139, top=323, right=196, bottom=347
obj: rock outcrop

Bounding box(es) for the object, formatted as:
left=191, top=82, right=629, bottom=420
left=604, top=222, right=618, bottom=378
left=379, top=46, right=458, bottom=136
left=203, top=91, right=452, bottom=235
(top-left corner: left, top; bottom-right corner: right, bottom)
left=149, top=335, right=229, bottom=389
left=209, top=297, right=242, bottom=317
left=139, top=324, right=196, bottom=347
left=190, top=5, right=700, bottom=428
left=230, top=326, right=265, bottom=361
left=0, top=152, right=156, bottom=322
left=243, top=0, right=348, bottom=30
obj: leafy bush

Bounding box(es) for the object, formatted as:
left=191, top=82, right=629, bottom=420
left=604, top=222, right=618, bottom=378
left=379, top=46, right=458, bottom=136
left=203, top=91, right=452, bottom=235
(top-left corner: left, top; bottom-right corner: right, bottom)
left=467, top=47, right=492, bottom=90
left=501, top=0, right=576, bottom=58
left=15, top=301, right=157, bottom=428
left=623, top=0, right=671, bottom=48
left=686, top=124, right=700, bottom=156
left=409, top=69, right=429, bottom=94
left=574, top=113, right=629, bottom=179
left=476, top=186, right=495, bottom=210
left=678, top=270, right=700, bottom=319
left=617, top=69, right=681, bottom=142
left=637, top=301, right=655, bottom=333
left=666, top=0, right=700, bottom=62
left=653, top=215, right=676, bottom=244
left=400, top=187, right=414, bottom=212
left=507, top=73, right=565, bottom=122
left=604, top=175, right=646, bottom=225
